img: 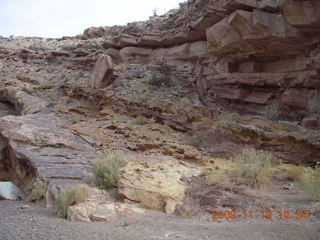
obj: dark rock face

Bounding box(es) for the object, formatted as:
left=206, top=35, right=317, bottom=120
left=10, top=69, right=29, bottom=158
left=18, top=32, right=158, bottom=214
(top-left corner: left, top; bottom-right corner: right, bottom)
left=82, top=0, right=320, bottom=119
left=0, top=113, right=101, bottom=207
left=0, top=88, right=102, bottom=207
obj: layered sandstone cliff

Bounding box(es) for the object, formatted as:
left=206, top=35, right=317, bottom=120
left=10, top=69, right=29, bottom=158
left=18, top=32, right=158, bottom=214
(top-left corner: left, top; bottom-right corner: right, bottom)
left=83, top=0, right=320, bottom=120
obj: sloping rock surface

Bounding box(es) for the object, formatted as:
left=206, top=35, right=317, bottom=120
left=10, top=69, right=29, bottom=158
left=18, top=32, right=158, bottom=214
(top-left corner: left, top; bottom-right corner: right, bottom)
left=0, top=112, right=101, bottom=207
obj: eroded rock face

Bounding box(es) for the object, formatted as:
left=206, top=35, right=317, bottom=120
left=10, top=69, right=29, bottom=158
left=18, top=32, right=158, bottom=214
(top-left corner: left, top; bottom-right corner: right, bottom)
left=118, top=160, right=199, bottom=214
left=0, top=87, right=49, bottom=115
left=82, top=0, right=320, bottom=118
left=66, top=187, right=145, bottom=222
left=0, top=113, right=101, bottom=207
left=89, top=54, right=114, bottom=89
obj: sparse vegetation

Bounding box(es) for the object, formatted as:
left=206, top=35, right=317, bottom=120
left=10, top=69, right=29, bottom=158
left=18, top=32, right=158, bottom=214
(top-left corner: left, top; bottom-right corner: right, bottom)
left=134, top=114, right=149, bottom=125
left=207, top=173, right=230, bottom=186
left=56, top=185, right=90, bottom=218
left=92, top=152, right=126, bottom=190
left=308, top=94, right=320, bottom=114
left=232, top=148, right=279, bottom=188
left=284, top=165, right=306, bottom=181
left=148, top=73, right=171, bottom=87
left=263, top=102, right=280, bottom=120
left=279, top=163, right=320, bottom=200
left=29, top=181, right=47, bottom=202
left=187, top=133, right=205, bottom=149
left=152, top=8, right=158, bottom=17
left=300, top=166, right=320, bottom=200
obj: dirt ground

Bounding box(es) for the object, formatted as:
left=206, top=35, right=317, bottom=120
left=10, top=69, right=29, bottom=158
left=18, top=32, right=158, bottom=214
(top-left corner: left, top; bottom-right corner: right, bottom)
left=0, top=200, right=319, bottom=240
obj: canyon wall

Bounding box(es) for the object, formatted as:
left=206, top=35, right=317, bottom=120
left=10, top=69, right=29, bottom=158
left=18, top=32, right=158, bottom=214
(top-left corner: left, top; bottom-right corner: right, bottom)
left=83, top=0, right=320, bottom=119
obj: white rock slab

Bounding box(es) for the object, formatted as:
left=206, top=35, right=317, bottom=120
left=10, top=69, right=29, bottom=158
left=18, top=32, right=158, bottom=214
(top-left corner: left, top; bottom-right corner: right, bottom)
left=0, top=182, right=22, bottom=200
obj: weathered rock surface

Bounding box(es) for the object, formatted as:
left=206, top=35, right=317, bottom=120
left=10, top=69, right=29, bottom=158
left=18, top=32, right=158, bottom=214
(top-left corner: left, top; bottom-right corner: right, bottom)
left=0, top=113, right=101, bottom=207
left=0, top=87, right=49, bottom=115
left=82, top=0, right=320, bottom=118
left=89, top=54, right=114, bottom=89
left=118, top=160, right=199, bottom=214
left=68, top=200, right=145, bottom=222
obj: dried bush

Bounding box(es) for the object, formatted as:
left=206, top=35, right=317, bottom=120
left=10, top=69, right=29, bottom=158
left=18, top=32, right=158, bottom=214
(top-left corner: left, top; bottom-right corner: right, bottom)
left=207, top=173, right=230, bottom=186
left=299, top=167, right=320, bottom=201
left=233, top=148, right=278, bottom=188
left=92, top=152, right=126, bottom=190
left=56, top=185, right=90, bottom=218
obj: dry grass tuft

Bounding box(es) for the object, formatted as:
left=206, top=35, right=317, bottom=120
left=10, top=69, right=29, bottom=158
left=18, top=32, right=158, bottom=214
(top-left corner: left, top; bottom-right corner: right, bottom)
left=232, top=148, right=278, bottom=188
left=300, top=167, right=320, bottom=201
left=92, top=152, right=126, bottom=190
left=283, top=164, right=320, bottom=200
left=207, top=173, right=230, bottom=186
left=56, top=185, right=90, bottom=218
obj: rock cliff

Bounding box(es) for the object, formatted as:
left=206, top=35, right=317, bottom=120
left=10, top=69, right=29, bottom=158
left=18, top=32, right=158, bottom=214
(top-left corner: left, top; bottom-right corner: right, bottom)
left=83, top=0, right=320, bottom=120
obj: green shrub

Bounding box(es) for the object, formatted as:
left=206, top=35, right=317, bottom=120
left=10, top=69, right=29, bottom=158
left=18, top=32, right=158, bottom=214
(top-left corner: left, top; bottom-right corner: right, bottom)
left=233, top=148, right=278, bottom=188
left=56, top=185, right=89, bottom=218
left=263, top=103, right=280, bottom=120
left=92, top=152, right=126, bottom=190
left=148, top=73, right=171, bottom=87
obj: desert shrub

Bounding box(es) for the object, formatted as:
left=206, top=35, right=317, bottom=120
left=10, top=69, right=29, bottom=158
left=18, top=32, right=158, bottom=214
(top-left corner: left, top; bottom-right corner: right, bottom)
left=148, top=73, right=171, bottom=87
left=283, top=164, right=320, bottom=200
left=263, top=103, right=280, bottom=120
left=308, top=94, right=320, bottom=114
left=92, top=152, right=126, bottom=190
left=233, top=148, right=278, bottom=188
left=299, top=167, right=320, bottom=201
left=29, top=181, right=47, bottom=201
left=207, top=173, right=230, bottom=186
left=284, top=165, right=306, bottom=181
left=56, top=185, right=90, bottom=218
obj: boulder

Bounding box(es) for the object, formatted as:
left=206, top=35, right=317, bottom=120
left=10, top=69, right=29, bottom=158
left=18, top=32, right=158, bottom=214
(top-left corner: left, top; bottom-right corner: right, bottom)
left=89, top=54, right=114, bottom=89
left=118, top=161, right=199, bottom=214
left=67, top=189, right=145, bottom=222
left=0, top=182, right=22, bottom=200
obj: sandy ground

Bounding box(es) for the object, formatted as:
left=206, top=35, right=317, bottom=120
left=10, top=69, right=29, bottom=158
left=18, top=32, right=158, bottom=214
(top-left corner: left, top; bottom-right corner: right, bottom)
left=0, top=200, right=319, bottom=240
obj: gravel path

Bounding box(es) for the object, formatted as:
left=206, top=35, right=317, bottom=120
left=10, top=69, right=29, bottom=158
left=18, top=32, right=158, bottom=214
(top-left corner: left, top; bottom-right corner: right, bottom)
left=0, top=201, right=319, bottom=240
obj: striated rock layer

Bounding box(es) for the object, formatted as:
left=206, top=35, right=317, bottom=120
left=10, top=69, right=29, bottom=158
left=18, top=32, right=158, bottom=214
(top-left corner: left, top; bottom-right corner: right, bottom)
left=0, top=87, right=102, bottom=207
left=83, top=0, right=320, bottom=119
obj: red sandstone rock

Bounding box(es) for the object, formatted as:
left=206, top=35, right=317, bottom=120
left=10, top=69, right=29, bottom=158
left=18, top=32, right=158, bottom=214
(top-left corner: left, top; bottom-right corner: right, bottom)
left=282, top=1, right=320, bottom=33
left=89, top=54, right=114, bottom=89
left=302, top=117, right=320, bottom=129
